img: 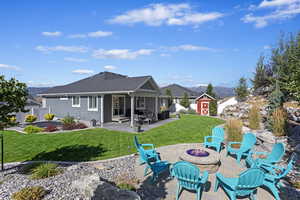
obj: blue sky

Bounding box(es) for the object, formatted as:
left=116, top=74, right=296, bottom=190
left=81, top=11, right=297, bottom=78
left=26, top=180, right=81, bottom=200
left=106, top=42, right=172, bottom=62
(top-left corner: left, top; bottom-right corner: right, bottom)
left=0, top=0, right=300, bottom=88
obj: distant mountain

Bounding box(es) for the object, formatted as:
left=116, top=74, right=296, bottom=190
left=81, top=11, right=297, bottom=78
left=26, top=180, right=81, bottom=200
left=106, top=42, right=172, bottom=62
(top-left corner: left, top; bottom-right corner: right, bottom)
left=27, top=87, right=50, bottom=97
left=189, top=86, right=235, bottom=99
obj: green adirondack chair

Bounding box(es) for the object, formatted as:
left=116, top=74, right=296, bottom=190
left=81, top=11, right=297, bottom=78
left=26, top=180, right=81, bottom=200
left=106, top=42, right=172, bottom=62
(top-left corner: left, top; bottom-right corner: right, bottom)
left=170, top=161, right=208, bottom=200
left=204, top=127, right=225, bottom=152
left=246, top=143, right=285, bottom=168
left=214, top=168, right=265, bottom=200
left=260, top=153, right=296, bottom=200
left=227, top=133, right=256, bottom=164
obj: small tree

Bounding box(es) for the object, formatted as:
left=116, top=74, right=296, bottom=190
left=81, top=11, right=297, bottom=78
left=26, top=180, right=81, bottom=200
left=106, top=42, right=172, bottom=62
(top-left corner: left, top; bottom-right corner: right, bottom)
left=251, top=55, right=272, bottom=91
left=0, top=76, right=28, bottom=170
left=235, top=77, right=249, bottom=102
left=165, top=88, right=173, bottom=107
left=206, top=83, right=216, bottom=98
left=180, top=92, right=190, bottom=108
left=206, top=83, right=217, bottom=116
left=249, top=105, right=261, bottom=130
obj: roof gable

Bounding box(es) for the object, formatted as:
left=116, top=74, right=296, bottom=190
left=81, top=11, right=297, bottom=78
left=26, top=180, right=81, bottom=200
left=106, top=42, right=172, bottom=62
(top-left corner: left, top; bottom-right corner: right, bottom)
left=195, top=93, right=216, bottom=101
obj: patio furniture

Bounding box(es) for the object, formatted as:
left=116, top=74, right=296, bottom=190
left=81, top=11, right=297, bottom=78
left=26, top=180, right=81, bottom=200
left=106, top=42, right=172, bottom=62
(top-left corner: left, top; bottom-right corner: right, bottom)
left=214, top=168, right=265, bottom=200
left=261, top=153, right=296, bottom=200
left=204, top=127, right=225, bottom=152
left=227, top=133, right=256, bottom=164
left=170, top=161, right=208, bottom=200
left=179, top=145, right=220, bottom=173
left=143, top=111, right=156, bottom=125
left=139, top=147, right=170, bottom=182
left=246, top=143, right=285, bottom=168
left=134, top=136, right=159, bottom=164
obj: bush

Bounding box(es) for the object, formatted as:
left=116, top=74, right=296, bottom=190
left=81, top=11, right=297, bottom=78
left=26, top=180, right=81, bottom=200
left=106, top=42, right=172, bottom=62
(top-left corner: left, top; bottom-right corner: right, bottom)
left=44, top=113, right=55, bottom=121
left=25, top=115, right=37, bottom=123
left=271, top=108, right=287, bottom=136
left=75, top=122, right=88, bottom=129
left=187, top=108, right=196, bottom=114
left=249, top=105, right=261, bottom=130
left=117, top=183, right=136, bottom=191
left=209, top=100, right=218, bottom=116
left=225, top=118, right=243, bottom=142
left=12, top=186, right=47, bottom=200
left=61, top=116, right=75, bottom=125
left=62, top=123, right=77, bottom=130
left=43, top=125, right=58, bottom=132
left=10, top=116, right=17, bottom=123
left=31, top=163, right=61, bottom=179
left=24, top=125, right=43, bottom=134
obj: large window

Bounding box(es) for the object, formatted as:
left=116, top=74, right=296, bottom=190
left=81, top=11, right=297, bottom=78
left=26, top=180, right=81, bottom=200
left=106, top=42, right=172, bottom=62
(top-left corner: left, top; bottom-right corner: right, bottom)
left=72, top=96, right=80, bottom=107
left=88, top=96, right=98, bottom=111
left=136, top=97, right=146, bottom=110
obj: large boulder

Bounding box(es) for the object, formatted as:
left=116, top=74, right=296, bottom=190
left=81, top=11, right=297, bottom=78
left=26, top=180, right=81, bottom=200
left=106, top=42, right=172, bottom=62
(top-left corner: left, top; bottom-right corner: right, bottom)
left=72, top=174, right=140, bottom=200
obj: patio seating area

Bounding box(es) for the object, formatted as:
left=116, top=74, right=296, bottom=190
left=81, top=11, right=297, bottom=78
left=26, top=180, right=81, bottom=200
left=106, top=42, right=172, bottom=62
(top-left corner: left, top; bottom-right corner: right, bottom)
left=134, top=128, right=296, bottom=200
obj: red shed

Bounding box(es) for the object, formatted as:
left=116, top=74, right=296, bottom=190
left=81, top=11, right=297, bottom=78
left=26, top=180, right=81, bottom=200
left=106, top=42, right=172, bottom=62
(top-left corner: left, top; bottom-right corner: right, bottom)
left=195, top=93, right=216, bottom=116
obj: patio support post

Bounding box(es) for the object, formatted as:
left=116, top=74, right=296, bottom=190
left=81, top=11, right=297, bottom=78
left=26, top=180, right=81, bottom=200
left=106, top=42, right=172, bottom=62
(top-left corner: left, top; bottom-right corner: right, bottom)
left=155, top=96, right=158, bottom=120
left=131, top=95, right=134, bottom=127
left=100, top=94, right=104, bottom=127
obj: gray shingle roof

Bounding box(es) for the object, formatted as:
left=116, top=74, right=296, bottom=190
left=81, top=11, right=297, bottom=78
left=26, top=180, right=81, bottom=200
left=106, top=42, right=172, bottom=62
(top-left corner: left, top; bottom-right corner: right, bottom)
left=41, top=72, right=152, bottom=95
left=160, top=84, right=202, bottom=98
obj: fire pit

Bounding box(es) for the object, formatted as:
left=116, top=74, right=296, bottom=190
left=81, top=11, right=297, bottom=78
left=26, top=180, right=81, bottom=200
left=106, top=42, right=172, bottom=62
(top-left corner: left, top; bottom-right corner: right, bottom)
left=180, top=145, right=220, bottom=174
left=186, top=149, right=209, bottom=157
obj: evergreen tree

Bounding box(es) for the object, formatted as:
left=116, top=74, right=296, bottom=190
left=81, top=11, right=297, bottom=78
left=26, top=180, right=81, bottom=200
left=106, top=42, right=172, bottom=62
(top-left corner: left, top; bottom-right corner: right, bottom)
left=206, top=83, right=216, bottom=98
left=206, top=83, right=217, bottom=116
left=165, top=88, right=173, bottom=107
left=251, top=55, right=272, bottom=91
left=180, top=92, right=190, bottom=108
left=235, top=77, right=249, bottom=102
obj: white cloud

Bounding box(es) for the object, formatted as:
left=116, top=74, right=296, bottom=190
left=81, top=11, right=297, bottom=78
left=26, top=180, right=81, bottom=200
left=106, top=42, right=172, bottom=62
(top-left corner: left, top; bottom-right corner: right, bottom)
left=169, top=44, right=215, bottom=51
left=196, top=83, right=209, bottom=87
left=263, top=45, right=271, bottom=49
left=92, top=49, right=153, bottom=59
left=109, top=3, right=224, bottom=26
left=64, top=57, right=87, bottom=62
left=41, top=31, right=62, bottom=37
left=0, top=63, right=20, bottom=71
left=36, top=45, right=88, bottom=53
left=68, top=30, right=112, bottom=38
left=242, top=0, right=300, bottom=27
left=104, top=65, right=117, bottom=70
left=27, top=81, right=55, bottom=87
left=72, top=69, right=94, bottom=74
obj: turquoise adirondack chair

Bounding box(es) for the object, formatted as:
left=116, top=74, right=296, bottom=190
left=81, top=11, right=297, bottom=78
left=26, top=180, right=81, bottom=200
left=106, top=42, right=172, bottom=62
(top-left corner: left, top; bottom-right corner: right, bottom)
left=260, top=153, right=296, bottom=200
left=139, top=147, right=170, bottom=182
left=134, top=136, right=159, bottom=164
left=170, top=161, right=208, bottom=200
left=204, top=127, right=225, bottom=152
left=246, top=143, right=285, bottom=168
left=214, top=168, right=265, bottom=200
left=227, top=133, right=256, bottom=164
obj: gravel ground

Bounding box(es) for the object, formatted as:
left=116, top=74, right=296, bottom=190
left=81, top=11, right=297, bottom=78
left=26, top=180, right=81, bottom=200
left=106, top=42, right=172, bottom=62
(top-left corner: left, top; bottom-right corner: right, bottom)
left=0, top=156, right=137, bottom=200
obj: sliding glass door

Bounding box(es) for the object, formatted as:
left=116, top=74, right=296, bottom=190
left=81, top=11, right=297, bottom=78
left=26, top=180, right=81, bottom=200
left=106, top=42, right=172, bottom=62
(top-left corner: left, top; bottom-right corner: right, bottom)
left=112, top=95, right=125, bottom=118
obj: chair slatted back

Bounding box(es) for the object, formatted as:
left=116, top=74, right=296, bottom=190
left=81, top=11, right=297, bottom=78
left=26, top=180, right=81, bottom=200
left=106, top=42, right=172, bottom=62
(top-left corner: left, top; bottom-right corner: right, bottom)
left=171, top=161, right=202, bottom=190
left=267, top=143, right=285, bottom=163
left=278, top=153, right=296, bottom=179
left=240, top=133, right=256, bottom=152
left=212, top=127, right=225, bottom=142
left=236, top=168, right=265, bottom=196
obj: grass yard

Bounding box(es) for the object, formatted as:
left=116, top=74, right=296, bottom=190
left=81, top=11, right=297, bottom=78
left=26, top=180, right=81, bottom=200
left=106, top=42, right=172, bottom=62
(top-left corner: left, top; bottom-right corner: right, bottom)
left=2, top=115, right=224, bottom=163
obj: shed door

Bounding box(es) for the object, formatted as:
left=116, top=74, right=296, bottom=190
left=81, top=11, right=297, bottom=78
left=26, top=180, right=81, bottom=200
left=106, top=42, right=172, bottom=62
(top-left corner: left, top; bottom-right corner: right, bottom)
left=201, top=102, right=209, bottom=116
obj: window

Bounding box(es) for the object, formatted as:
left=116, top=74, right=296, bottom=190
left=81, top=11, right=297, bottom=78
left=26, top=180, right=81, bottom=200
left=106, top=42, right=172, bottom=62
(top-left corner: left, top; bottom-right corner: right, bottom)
left=72, top=96, right=80, bottom=107
left=136, top=97, right=146, bottom=110
left=60, top=96, right=68, bottom=100
left=88, top=96, right=98, bottom=111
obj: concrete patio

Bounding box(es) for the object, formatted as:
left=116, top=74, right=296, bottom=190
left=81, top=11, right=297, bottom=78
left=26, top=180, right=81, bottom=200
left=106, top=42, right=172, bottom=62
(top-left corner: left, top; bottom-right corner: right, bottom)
left=102, top=118, right=178, bottom=133
left=135, top=143, right=287, bottom=200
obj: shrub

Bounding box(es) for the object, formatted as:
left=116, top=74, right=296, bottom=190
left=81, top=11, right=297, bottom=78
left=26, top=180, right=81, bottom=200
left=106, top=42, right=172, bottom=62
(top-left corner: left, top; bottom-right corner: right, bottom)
left=117, top=183, right=136, bottom=191
left=271, top=108, right=287, bottom=136
left=19, top=163, right=42, bottom=174
left=12, top=186, right=47, bottom=200
left=75, top=122, right=88, bottom=129
left=249, top=105, right=261, bottom=130
left=209, top=100, right=218, bottom=116
left=225, top=118, right=243, bottom=143
left=31, top=163, right=61, bottom=179
left=187, top=108, right=196, bottom=114
left=25, top=115, right=37, bottom=123
left=61, top=116, right=75, bottom=125
left=10, top=116, right=17, bottom=123
left=62, top=123, right=77, bottom=130
left=44, top=113, right=55, bottom=121
left=24, top=125, right=43, bottom=134
left=43, top=125, right=58, bottom=132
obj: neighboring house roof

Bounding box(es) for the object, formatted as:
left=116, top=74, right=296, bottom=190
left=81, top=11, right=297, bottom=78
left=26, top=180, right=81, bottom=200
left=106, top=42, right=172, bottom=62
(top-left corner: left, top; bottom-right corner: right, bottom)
left=40, top=72, right=159, bottom=95
left=195, top=93, right=216, bottom=101
left=27, top=95, right=41, bottom=106
left=160, top=84, right=202, bottom=98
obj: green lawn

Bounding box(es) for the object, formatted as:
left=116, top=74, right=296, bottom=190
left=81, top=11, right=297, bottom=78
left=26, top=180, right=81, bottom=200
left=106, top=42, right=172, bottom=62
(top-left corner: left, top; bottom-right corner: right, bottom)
left=2, top=115, right=224, bottom=163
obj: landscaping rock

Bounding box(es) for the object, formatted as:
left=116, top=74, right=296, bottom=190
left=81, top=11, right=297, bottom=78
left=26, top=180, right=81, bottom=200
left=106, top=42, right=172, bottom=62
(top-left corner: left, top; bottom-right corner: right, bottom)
left=72, top=174, right=140, bottom=200
left=256, top=130, right=276, bottom=144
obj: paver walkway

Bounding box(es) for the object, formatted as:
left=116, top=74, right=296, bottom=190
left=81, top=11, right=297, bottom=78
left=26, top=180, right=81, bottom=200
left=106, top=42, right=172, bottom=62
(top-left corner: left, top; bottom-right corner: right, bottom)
left=135, top=143, right=275, bottom=200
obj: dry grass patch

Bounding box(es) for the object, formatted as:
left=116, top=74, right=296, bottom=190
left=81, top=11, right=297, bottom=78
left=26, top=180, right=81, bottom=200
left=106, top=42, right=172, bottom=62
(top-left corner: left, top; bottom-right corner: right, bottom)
left=12, top=186, right=47, bottom=200
left=225, top=118, right=243, bottom=147
left=271, top=108, right=287, bottom=136
left=248, top=105, right=261, bottom=130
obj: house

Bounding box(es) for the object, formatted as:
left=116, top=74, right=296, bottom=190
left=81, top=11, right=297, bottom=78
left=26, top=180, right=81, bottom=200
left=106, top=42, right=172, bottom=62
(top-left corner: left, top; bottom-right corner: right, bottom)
left=39, top=72, right=161, bottom=127
left=195, top=93, right=216, bottom=116
left=217, top=96, right=237, bottom=115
